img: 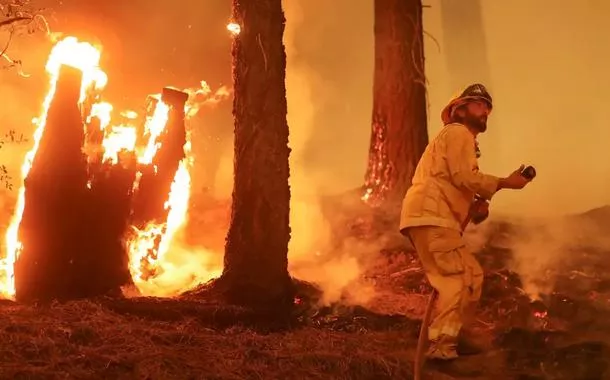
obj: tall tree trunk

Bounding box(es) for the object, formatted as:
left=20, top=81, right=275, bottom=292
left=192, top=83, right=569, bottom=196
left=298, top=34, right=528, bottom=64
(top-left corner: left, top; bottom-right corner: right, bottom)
left=363, top=0, right=429, bottom=212
left=219, top=0, right=294, bottom=307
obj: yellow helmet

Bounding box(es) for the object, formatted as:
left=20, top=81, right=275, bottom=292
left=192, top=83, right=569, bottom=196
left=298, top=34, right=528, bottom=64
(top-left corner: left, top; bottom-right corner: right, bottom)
left=441, top=83, right=493, bottom=125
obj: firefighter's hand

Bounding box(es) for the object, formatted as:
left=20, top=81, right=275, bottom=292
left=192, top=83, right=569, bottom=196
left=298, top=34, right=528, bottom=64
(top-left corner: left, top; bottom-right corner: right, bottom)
left=499, top=165, right=531, bottom=190
left=470, top=198, right=490, bottom=224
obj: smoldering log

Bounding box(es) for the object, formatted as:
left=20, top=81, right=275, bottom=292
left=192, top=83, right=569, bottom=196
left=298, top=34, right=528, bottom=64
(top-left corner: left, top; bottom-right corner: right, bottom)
left=14, top=65, right=91, bottom=302
left=130, top=87, right=188, bottom=227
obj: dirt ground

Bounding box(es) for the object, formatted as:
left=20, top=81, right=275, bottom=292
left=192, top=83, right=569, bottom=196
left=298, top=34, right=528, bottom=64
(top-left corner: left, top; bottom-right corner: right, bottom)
left=0, top=285, right=607, bottom=380
left=1, top=197, right=610, bottom=379
left=1, top=235, right=609, bottom=380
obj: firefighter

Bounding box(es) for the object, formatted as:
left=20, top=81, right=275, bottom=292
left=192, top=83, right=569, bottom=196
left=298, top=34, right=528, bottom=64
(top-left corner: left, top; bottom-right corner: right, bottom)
left=400, top=83, right=532, bottom=360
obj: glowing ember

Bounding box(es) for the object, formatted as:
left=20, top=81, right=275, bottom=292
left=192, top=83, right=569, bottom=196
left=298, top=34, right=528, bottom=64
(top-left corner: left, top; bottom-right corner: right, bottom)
left=533, top=310, right=548, bottom=319
left=1, top=36, right=107, bottom=298
left=227, top=22, right=241, bottom=36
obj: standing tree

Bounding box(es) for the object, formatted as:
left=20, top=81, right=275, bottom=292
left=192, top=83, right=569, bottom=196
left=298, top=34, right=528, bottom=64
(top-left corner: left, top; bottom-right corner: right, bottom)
left=215, top=0, right=294, bottom=308
left=363, top=0, right=429, bottom=213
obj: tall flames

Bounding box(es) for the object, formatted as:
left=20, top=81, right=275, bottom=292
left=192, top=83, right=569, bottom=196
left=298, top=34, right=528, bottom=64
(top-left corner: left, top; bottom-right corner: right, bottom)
left=0, top=36, right=218, bottom=299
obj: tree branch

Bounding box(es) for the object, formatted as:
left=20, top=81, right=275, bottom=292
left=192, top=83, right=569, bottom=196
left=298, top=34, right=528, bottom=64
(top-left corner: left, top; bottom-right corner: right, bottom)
left=0, top=15, right=30, bottom=28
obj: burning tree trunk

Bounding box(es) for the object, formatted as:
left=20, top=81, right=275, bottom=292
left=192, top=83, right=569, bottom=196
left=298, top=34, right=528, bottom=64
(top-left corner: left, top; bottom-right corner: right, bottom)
left=14, top=66, right=123, bottom=302
left=131, top=88, right=188, bottom=228
left=216, top=0, right=294, bottom=307
left=363, top=0, right=429, bottom=211
left=128, top=88, right=188, bottom=281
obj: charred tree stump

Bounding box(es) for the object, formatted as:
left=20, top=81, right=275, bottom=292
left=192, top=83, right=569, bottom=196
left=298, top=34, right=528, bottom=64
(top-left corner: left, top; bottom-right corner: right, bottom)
left=85, top=154, right=138, bottom=294
left=15, top=66, right=92, bottom=302
left=363, top=0, right=429, bottom=213
left=215, top=0, right=294, bottom=309
left=131, top=87, right=188, bottom=227
left=14, top=66, right=135, bottom=302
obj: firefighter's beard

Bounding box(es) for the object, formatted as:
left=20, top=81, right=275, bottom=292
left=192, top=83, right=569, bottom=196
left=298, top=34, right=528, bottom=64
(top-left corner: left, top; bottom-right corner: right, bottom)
left=462, top=112, right=488, bottom=133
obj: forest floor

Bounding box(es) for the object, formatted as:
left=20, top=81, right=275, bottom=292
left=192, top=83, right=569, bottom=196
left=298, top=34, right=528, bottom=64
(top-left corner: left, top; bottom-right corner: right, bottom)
left=0, top=203, right=610, bottom=379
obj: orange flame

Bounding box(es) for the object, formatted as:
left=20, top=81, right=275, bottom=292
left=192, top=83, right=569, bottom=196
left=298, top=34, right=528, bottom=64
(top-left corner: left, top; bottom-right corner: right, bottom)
left=126, top=137, right=221, bottom=296
left=139, top=98, right=169, bottom=165
left=1, top=36, right=221, bottom=299
left=102, top=125, right=137, bottom=164
left=227, top=22, right=241, bottom=36
left=127, top=156, right=192, bottom=286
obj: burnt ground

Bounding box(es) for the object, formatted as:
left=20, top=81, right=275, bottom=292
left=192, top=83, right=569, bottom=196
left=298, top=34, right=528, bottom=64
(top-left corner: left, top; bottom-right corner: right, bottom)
left=1, top=205, right=610, bottom=379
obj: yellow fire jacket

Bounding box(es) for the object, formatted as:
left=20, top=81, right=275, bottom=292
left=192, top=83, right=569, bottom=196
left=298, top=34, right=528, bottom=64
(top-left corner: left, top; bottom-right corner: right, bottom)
left=400, top=123, right=500, bottom=232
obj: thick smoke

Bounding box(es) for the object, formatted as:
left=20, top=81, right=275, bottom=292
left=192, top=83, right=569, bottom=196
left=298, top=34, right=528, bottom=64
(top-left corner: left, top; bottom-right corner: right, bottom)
left=425, top=0, right=610, bottom=302
left=427, top=0, right=610, bottom=216
left=464, top=207, right=610, bottom=301
left=281, top=0, right=382, bottom=306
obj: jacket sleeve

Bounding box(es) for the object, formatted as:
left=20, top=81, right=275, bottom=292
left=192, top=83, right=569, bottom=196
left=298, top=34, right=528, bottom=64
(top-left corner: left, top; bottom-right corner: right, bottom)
left=444, top=127, right=500, bottom=200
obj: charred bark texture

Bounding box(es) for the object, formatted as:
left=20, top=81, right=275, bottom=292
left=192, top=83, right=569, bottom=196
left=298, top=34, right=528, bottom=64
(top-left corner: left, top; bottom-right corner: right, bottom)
left=14, top=66, right=130, bottom=302
left=130, top=88, right=188, bottom=228
left=219, top=0, right=294, bottom=308
left=364, top=0, right=429, bottom=211
left=86, top=157, right=138, bottom=293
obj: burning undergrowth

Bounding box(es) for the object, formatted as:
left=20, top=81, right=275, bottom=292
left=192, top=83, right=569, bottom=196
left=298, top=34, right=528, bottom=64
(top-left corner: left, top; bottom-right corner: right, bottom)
left=462, top=211, right=610, bottom=377
left=345, top=205, right=610, bottom=377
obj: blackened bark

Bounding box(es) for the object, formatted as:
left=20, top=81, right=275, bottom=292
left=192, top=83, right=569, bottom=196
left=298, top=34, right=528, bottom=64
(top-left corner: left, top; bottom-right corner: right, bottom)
left=86, top=158, right=138, bottom=293
left=14, top=66, right=136, bottom=302
left=14, top=67, right=108, bottom=301
left=364, top=0, right=429, bottom=210
left=219, top=0, right=294, bottom=307
left=15, top=66, right=89, bottom=302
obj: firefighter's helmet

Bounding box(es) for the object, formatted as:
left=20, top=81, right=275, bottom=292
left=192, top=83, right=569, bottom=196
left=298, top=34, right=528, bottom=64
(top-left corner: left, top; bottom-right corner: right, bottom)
left=441, top=83, right=493, bottom=125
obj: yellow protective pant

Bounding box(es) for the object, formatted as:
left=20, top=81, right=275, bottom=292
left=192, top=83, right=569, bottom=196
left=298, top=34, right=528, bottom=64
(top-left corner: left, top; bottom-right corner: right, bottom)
left=407, top=226, right=484, bottom=341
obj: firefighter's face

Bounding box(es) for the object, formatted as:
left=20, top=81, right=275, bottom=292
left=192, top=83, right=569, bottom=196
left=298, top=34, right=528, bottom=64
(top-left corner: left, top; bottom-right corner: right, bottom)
left=457, top=100, right=490, bottom=133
